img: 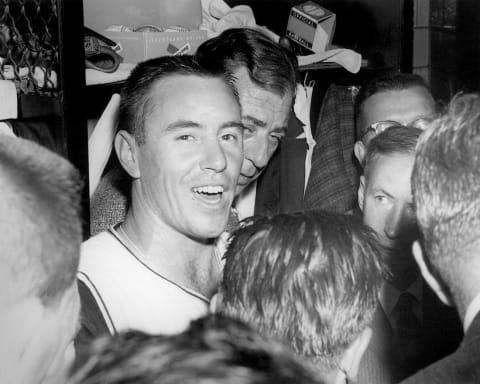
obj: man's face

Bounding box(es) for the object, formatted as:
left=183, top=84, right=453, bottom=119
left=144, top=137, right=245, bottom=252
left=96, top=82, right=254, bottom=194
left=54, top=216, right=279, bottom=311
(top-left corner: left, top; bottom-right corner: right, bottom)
left=359, top=86, right=435, bottom=144
left=359, top=153, right=419, bottom=286
left=233, top=67, right=293, bottom=194
left=136, top=75, right=243, bottom=239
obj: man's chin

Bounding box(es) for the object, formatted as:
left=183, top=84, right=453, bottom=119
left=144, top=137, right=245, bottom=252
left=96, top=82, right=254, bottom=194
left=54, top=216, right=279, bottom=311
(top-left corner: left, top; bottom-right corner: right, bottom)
left=188, top=215, right=230, bottom=240
left=382, top=243, right=414, bottom=258
left=385, top=257, right=420, bottom=286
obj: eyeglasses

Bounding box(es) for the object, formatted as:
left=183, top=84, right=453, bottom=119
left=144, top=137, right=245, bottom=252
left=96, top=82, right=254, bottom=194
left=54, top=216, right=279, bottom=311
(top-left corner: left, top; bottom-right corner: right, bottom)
left=365, top=120, right=403, bottom=136
left=362, top=117, right=433, bottom=142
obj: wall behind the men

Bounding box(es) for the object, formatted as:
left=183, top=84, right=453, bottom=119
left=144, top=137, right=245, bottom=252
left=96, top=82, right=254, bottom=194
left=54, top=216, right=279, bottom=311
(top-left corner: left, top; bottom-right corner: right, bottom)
left=413, top=0, right=480, bottom=102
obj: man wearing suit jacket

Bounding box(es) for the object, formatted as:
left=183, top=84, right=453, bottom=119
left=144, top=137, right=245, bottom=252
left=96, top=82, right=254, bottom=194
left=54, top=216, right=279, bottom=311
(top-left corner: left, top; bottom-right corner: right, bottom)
left=285, top=83, right=360, bottom=214
left=303, top=73, right=437, bottom=216
left=400, top=93, right=480, bottom=383
left=196, top=28, right=297, bottom=220
left=353, top=73, right=436, bottom=166
left=357, top=125, right=462, bottom=383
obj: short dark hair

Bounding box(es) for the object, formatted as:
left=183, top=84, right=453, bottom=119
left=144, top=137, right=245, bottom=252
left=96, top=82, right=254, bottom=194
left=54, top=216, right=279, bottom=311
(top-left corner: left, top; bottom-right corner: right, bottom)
left=118, top=55, right=238, bottom=144
left=363, top=125, right=422, bottom=180
left=355, top=73, right=434, bottom=135
left=218, top=211, right=385, bottom=371
left=0, top=136, right=82, bottom=306
left=196, top=28, right=298, bottom=100
left=412, top=93, right=480, bottom=293
left=71, top=314, right=326, bottom=384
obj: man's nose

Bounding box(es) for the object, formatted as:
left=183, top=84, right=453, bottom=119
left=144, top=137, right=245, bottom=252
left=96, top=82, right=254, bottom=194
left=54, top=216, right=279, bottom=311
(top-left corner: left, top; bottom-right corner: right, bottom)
left=245, top=137, right=270, bottom=171
left=384, top=204, right=415, bottom=240
left=200, top=139, right=227, bottom=173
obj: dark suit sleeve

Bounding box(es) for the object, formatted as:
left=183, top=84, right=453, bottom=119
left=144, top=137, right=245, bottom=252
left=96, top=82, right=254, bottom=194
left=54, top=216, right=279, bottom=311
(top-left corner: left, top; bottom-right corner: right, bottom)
left=303, top=84, right=358, bottom=213
left=357, top=335, right=395, bottom=384
left=357, top=304, right=395, bottom=384
left=255, top=112, right=308, bottom=215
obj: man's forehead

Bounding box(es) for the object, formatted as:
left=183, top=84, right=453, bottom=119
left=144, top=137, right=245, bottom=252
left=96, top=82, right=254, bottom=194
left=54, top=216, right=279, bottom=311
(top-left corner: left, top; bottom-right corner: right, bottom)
left=361, top=87, right=435, bottom=129
left=233, top=67, right=293, bottom=110
left=147, top=74, right=229, bottom=105
left=367, top=153, right=415, bottom=189
left=144, top=75, right=239, bottom=120
left=238, top=91, right=291, bottom=134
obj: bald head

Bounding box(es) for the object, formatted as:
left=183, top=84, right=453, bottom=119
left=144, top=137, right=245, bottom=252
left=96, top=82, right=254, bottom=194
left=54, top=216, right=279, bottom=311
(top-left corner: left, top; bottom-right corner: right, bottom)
left=356, top=73, right=436, bottom=138
left=354, top=73, right=435, bottom=166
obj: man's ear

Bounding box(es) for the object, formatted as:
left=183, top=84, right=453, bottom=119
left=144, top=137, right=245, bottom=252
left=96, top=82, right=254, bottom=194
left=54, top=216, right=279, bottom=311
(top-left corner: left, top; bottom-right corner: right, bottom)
left=354, top=141, right=366, bottom=166
left=412, top=240, right=452, bottom=306
left=358, top=175, right=365, bottom=213
left=115, top=130, right=141, bottom=179
left=339, top=327, right=372, bottom=383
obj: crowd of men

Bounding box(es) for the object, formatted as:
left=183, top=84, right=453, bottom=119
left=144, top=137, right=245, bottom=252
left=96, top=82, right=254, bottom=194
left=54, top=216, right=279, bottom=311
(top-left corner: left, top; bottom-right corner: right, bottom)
left=1, top=27, right=479, bottom=384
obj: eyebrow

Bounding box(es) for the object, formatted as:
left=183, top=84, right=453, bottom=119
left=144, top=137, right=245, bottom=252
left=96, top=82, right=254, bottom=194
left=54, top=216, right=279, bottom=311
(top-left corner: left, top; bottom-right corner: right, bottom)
left=166, top=120, right=244, bottom=131
left=222, top=121, right=245, bottom=130
left=242, top=115, right=287, bottom=135
left=372, top=188, right=394, bottom=199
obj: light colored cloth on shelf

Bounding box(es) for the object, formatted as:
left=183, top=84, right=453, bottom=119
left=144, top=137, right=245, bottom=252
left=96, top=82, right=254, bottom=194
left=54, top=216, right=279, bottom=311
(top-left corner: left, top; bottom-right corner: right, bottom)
left=298, top=48, right=362, bottom=73
left=200, top=0, right=276, bottom=40
left=0, top=80, right=17, bottom=119
left=88, top=93, right=120, bottom=197
left=0, top=122, right=15, bottom=137
left=200, top=0, right=361, bottom=73
left=293, top=81, right=316, bottom=192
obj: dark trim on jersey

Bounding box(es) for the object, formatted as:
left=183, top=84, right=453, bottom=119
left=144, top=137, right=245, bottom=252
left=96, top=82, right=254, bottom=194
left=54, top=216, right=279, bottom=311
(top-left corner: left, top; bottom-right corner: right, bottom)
left=78, top=272, right=116, bottom=334
left=109, top=225, right=209, bottom=304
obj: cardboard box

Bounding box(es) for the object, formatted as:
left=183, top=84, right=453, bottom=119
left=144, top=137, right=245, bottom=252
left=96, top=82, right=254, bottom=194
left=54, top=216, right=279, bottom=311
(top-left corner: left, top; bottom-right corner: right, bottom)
left=103, top=30, right=208, bottom=64
left=83, top=0, right=202, bottom=32
left=83, top=0, right=206, bottom=63
left=286, top=1, right=336, bottom=53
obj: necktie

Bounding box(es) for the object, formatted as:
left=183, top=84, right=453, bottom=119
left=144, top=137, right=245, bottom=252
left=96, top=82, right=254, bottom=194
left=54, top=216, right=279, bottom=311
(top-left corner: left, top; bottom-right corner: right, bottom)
left=393, top=292, right=421, bottom=337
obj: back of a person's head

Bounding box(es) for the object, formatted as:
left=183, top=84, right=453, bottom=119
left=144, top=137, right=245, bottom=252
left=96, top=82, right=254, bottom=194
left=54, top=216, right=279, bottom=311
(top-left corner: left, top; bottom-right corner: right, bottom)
left=71, top=314, right=326, bottom=384
left=355, top=73, right=432, bottom=119
left=412, top=92, right=480, bottom=290
left=363, top=125, right=422, bottom=178
left=118, top=54, right=237, bottom=144
left=196, top=27, right=298, bottom=99
left=0, top=137, right=82, bottom=384
left=0, top=136, right=82, bottom=307
left=217, top=211, right=384, bottom=372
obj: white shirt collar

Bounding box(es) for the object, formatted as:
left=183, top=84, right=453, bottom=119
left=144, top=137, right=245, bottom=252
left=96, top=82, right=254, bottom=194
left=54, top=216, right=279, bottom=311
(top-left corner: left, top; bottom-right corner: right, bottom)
left=0, top=122, right=15, bottom=137
left=235, top=180, right=257, bottom=221
left=463, top=291, right=480, bottom=332
left=293, top=82, right=316, bottom=193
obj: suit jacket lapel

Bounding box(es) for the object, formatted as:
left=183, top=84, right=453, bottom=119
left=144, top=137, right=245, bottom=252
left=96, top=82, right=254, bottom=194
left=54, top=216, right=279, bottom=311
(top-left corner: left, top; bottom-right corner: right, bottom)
left=254, top=113, right=306, bottom=215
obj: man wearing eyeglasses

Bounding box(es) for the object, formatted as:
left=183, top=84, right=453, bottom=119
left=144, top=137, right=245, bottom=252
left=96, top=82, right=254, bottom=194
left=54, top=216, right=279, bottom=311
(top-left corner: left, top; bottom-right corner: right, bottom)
left=353, top=73, right=436, bottom=166
left=356, top=125, right=462, bottom=384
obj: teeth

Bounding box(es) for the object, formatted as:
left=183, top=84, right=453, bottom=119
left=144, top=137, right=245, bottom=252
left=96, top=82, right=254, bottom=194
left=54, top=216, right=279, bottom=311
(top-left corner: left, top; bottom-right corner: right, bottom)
left=193, top=185, right=224, bottom=194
